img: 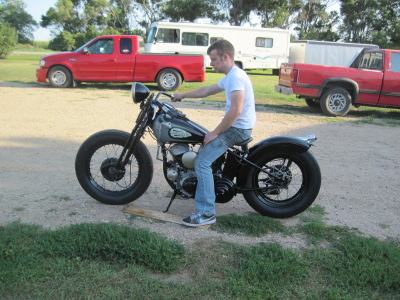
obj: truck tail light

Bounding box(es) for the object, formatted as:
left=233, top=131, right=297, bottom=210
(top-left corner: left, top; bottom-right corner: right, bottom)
left=291, top=69, right=298, bottom=83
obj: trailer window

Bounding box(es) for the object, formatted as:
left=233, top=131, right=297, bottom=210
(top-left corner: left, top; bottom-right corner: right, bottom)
left=156, top=28, right=180, bottom=43
left=359, top=52, right=383, bottom=69
left=182, top=32, right=209, bottom=46
left=256, top=37, right=273, bottom=48
left=210, top=37, right=224, bottom=44
left=390, top=53, right=400, bottom=72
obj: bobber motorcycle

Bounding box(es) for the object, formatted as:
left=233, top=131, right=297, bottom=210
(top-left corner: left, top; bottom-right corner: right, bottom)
left=75, top=83, right=321, bottom=218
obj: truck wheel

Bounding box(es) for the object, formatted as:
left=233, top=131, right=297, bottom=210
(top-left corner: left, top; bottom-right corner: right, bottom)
left=320, top=87, right=351, bottom=117
left=156, top=68, right=182, bottom=91
left=305, top=98, right=320, bottom=109
left=48, top=66, right=72, bottom=88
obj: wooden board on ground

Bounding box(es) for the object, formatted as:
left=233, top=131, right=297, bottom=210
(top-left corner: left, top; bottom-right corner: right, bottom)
left=124, top=205, right=183, bottom=224
left=124, top=205, right=210, bottom=228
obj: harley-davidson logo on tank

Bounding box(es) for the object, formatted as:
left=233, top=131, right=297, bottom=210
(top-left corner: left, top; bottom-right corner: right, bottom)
left=169, top=128, right=192, bottom=139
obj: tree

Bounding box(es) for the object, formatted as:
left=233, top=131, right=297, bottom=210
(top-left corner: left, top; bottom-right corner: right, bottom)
left=162, top=0, right=223, bottom=22
left=0, top=23, right=18, bottom=57
left=338, top=0, right=378, bottom=43
left=254, top=0, right=302, bottom=29
left=41, top=0, right=92, bottom=34
left=133, top=0, right=166, bottom=29
left=48, top=30, right=76, bottom=51
left=0, top=0, right=37, bottom=43
left=294, top=0, right=339, bottom=41
left=367, top=0, right=400, bottom=48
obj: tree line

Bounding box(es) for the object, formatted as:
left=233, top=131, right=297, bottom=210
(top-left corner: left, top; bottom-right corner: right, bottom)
left=1, top=0, right=400, bottom=56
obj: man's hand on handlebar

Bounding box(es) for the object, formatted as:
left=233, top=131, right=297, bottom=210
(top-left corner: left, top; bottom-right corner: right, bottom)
left=171, top=93, right=184, bottom=102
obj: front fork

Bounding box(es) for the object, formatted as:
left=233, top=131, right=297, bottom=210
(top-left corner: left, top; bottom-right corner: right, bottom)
left=114, top=119, right=148, bottom=170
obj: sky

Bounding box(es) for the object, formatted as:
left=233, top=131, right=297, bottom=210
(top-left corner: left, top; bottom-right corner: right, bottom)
left=23, top=0, right=57, bottom=41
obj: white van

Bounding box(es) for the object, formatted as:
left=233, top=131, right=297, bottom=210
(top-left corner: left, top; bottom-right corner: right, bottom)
left=145, top=21, right=291, bottom=72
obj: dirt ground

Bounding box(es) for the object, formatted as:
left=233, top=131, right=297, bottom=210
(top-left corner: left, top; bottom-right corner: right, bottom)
left=1, top=81, right=399, bottom=246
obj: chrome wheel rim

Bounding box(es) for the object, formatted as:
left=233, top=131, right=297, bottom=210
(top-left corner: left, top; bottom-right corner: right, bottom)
left=162, top=73, right=176, bottom=88
left=328, top=93, right=346, bottom=112
left=51, top=71, right=66, bottom=85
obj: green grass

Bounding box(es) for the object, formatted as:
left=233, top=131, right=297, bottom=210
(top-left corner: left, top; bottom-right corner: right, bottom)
left=0, top=53, right=43, bottom=83
left=1, top=217, right=399, bottom=299
left=211, top=213, right=288, bottom=236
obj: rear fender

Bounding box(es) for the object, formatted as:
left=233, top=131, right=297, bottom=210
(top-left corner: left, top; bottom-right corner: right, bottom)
left=236, top=136, right=311, bottom=187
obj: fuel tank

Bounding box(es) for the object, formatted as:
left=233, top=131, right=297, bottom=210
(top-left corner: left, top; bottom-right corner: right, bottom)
left=151, top=113, right=208, bottom=144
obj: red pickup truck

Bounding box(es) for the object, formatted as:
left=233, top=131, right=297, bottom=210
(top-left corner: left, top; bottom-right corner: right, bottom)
left=36, top=35, right=205, bottom=91
left=275, top=48, right=400, bottom=116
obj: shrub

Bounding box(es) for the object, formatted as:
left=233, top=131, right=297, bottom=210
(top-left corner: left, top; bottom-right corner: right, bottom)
left=48, top=30, right=76, bottom=51
left=0, top=23, right=17, bottom=58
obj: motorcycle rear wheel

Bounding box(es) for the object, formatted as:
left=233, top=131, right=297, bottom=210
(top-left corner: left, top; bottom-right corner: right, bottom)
left=243, top=151, right=321, bottom=218
left=75, top=130, right=153, bottom=205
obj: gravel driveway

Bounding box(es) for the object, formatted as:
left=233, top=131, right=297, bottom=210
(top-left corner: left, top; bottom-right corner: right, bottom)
left=1, top=81, right=399, bottom=246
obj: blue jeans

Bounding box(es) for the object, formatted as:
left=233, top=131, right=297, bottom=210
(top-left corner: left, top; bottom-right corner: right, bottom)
left=194, top=127, right=252, bottom=216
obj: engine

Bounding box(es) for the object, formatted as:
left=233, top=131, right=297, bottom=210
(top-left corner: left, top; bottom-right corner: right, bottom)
left=165, top=143, right=236, bottom=202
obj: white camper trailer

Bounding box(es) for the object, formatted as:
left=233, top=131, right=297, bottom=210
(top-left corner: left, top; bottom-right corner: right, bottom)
left=145, top=21, right=291, bottom=72
left=289, top=40, right=379, bottom=67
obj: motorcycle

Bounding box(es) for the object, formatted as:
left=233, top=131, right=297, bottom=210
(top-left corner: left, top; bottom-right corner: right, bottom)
left=75, top=82, right=321, bottom=218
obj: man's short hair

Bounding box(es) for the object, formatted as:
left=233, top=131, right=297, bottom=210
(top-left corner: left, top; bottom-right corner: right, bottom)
left=207, top=39, right=235, bottom=59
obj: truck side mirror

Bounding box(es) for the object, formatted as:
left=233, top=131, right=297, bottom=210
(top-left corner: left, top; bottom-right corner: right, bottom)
left=82, top=47, right=89, bottom=54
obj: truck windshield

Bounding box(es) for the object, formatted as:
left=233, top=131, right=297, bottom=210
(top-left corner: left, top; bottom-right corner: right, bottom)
left=147, top=27, right=157, bottom=43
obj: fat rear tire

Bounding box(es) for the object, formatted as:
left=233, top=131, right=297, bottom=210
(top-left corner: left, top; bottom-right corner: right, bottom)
left=75, top=130, right=153, bottom=205
left=243, top=151, right=321, bottom=218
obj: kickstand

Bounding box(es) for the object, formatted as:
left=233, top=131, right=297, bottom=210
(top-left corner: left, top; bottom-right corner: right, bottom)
left=163, top=190, right=178, bottom=213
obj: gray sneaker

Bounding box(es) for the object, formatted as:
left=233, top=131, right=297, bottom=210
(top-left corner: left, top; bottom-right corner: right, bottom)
left=182, top=213, right=216, bottom=227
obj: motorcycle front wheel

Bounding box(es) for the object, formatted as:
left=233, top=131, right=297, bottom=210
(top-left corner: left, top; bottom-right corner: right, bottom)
left=243, top=151, right=321, bottom=218
left=75, top=130, right=153, bottom=205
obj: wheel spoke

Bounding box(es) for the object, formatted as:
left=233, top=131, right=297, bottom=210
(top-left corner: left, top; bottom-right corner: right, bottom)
left=256, top=157, right=304, bottom=203
left=89, top=143, right=139, bottom=193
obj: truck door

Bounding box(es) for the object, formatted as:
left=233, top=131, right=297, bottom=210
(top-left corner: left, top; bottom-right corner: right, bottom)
left=355, top=51, right=384, bottom=105
left=75, top=38, right=117, bottom=80
left=379, top=52, right=400, bottom=107
left=115, top=37, right=136, bottom=81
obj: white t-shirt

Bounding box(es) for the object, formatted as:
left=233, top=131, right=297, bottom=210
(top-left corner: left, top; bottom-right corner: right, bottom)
left=218, top=66, right=256, bottom=129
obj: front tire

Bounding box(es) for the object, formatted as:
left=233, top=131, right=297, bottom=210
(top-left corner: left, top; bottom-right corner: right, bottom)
left=243, top=151, right=321, bottom=218
left=320, top=87, right=351, bottom=117
left=156, top=68, right=182, bottom=91
left=48, top=66, right=73, bottom=88
left=75, top=130, right=153, bottom=205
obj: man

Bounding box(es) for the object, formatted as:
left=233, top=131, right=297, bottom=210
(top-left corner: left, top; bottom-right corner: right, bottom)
left=172, top=40, right=256, bottom=227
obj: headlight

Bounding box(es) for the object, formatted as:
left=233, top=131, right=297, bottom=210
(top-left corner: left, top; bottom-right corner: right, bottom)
left=131, top=82, right=150, bottom=104
left=39, top=60, right=46, bottom=67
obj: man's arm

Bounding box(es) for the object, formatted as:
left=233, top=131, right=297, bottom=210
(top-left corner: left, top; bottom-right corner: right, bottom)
left=172, top=84, right=223, bottom=102
left=203, top=90, right=244, bottom=145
